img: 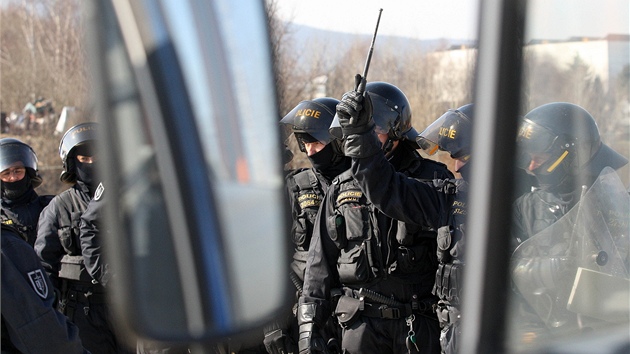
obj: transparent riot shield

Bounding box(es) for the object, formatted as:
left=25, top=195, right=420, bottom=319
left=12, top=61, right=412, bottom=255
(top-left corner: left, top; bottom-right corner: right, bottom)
left=511, top=167, right=630, bottom=333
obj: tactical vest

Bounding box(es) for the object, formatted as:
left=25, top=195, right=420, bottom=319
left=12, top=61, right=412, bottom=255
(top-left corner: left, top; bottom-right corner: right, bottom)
left=327, top=169, right=381, bottom=285
left=393, top=157, right=442, bottom=284
left=55, top=188, right=92, bottom=283
left=432, top=179, right=467, bottom=306
left=329, top=169, right=444, bottom=287
left=286, top=168, right=328, bottom=281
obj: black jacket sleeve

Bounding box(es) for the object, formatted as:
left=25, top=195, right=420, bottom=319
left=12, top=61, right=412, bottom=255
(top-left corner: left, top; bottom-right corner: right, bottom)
left=34, top=197, right=65, bottom=279
left=299, top=183, right=342, bottom=321
left=1, top=227, right=88, bottom=354
left=80, top=197, right=105, bottom=284
left=348, top=131, right=450, bottom=229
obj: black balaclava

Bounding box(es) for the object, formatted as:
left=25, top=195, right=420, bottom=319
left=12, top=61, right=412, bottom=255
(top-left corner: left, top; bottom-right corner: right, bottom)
left=387, top=140, right=419, bottom=172
left=308, top=143, right=350, bottom=181
left=73, top=143, right=97, bottom=190
left=2, top=174, right=33, bottom=201
left=75, top=160, right=96, bottom=189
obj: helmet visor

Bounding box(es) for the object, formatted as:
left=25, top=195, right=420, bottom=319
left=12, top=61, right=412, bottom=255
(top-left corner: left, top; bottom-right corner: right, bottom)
left=416, top=136, right=440, bottom=156
left=294, top=133, right=324, bottom=153
left=516, top=118, right=558, bottom=154
left=516, top=118, right=559, bottom=170
left=280, top=100, right=335, bottom=145
left=60, top=123, right=98, bottom=161
left=417, top=109, right=471, bottom=158
left=369, top=92, right=402, bottom=134
left=1, top=143, right=37, bottom=172
left=329, top=115, right=342, bottom=140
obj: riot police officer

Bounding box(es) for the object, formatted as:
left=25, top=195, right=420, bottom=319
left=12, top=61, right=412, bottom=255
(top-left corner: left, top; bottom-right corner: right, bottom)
left=318, top=89, right=475, bottom=353
left=298, top=83, right=454, bottom=354
left=513, top=102, right=628, bottom=243
left=263, top=97, right=349, bottom=354
left=35, top=122, right=133, bottom=354
left=2, top=223, right=88, bottom=353
left=509, top=102, right=629, bottom=344
left=79, top=184, right=189, bottom=354
left=1, top=138, right=53, bottom=246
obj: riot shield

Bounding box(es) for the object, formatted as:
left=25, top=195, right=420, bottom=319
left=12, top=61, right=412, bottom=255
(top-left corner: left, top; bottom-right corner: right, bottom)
left=511, top=167, right=630, bottom=331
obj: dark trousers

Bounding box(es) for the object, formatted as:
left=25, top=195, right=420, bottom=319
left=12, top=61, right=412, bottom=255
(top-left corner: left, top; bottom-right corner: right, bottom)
left=61, top=283, right=134, bottom=354
left=341, top=315, right=440, bottom=354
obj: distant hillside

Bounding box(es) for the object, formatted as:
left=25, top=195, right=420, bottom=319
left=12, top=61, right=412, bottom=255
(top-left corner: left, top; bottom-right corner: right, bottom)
left=285, top=22, right=477, bottom=64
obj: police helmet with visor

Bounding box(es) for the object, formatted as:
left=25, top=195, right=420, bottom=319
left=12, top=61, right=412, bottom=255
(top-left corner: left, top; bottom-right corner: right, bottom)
left=365, top=82, right=416, bottom=142
left=59, top=122, right=98, bottom=183
left=417, top=103, right=473, bottom=161
left=0, top=138, right=42, bottom=187
left=516, top=102, right=627, bottom=186
left=280, top=97, right=340, bottom=153
left=328, top=82, right=419, bottom=146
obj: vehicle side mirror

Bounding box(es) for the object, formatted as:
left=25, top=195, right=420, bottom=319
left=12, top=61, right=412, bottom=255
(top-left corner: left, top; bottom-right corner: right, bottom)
left=84, top=0, right=292, bottom=345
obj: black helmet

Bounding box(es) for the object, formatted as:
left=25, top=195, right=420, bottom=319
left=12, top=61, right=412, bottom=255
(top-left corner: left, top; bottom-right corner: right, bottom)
left=365, top=82, right=416, bottom=142
left=0, top=138, right=42, bottom=187
left=516, top=102, right=627, bottom=187
left=59, top=122, right=98, bottom=183
left=417, top=103, right=474, bottom=160
left=280, top=97, right=339, bottom=153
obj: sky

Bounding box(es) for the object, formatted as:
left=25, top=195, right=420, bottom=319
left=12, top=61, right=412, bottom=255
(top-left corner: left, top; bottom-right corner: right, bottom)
left=274, top=0, right=629, bottom=41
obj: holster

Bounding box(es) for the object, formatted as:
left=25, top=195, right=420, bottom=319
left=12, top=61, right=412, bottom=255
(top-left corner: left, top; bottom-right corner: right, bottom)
left=334, top=295, right=362, bottom=328
left=59, top=255, right=93, bottom=282
left=435, top=301, right=460, bottom=328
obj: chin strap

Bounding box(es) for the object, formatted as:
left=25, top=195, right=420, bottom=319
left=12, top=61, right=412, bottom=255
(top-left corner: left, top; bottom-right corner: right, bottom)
left=382, top=138, right=395, bottom=156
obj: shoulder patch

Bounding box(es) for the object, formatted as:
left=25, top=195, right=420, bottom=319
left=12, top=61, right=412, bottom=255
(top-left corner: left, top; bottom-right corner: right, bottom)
left=28, top=269, right=49, bottom=299
left=336, top=190, right=363, bottom=205
left=94, top=182, right=105, bottom=201
left=298, top=192, right=321, bottom=209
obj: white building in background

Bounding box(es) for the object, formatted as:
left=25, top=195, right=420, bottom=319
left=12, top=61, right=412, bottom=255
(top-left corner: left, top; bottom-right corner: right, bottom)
left=310, top=75, right=328, bottom=99
left=429, top=34, right=630, bottom=103
left=526, top=34, right=630, bottom=91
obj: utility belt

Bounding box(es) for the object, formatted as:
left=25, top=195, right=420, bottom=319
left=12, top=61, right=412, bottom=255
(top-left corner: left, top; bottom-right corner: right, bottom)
left=435, top=301, right=460, bottom=328
left=66, top=287, right=107, bottom=304
left=360, top=301, right=427, bottom=320
left=58, top=279, right=107, bottom=319
left=334, top=288, right=437, bottom=327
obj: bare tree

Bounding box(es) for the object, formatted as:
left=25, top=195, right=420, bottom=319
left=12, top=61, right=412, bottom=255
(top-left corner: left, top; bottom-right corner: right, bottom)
left=1, top=0, right=89, bottom=195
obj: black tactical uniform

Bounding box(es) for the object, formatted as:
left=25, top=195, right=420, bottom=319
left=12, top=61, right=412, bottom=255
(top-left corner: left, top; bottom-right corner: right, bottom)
left=35, top=122, right=133, bottom=354
left=79, top=183, right=108, bottom=285
left=80, top=185, right=188, bottom=354
left=2, top=223, right=88, bottom=354
left=298, top=84, right=454, bottom=354
left=1, top=138, right=53, bottom=247
left=316, top=96, right=475, bottom=354
left=509, top=103, right=629, bottom=344
left=265, top=97, right=349, bottom=354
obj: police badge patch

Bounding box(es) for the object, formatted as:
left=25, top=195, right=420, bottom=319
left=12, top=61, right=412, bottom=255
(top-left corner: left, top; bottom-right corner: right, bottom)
left=94, top=182, right=105, bottom=201
left=27, top=269, right=48, bottom=299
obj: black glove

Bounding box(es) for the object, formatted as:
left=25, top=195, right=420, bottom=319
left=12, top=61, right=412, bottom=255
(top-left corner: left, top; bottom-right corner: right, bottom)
left=297, top=323, right=329, bottom=354
left=263, top=322, right=297, bottom=354
left=336, top=89, right=373, bottom=137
